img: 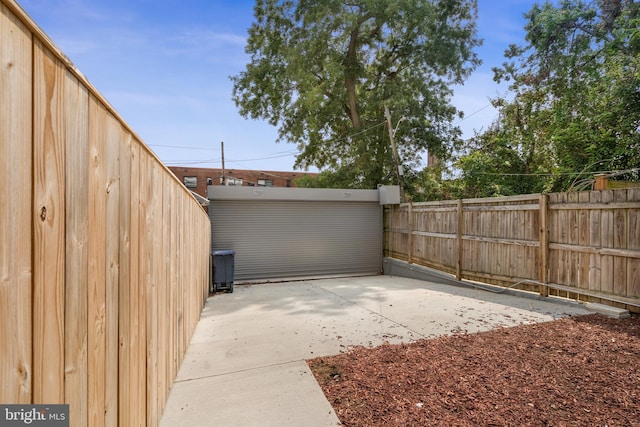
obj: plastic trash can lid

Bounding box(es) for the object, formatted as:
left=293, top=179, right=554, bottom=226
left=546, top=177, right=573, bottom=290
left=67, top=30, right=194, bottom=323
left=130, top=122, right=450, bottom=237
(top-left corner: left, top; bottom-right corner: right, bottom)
left=213, top=250, right=236, bottom=255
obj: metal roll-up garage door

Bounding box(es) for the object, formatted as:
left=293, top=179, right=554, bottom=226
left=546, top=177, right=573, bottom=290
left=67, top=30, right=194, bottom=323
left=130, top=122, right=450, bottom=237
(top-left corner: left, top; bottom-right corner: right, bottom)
left=208, top=187, right=382, bottom=281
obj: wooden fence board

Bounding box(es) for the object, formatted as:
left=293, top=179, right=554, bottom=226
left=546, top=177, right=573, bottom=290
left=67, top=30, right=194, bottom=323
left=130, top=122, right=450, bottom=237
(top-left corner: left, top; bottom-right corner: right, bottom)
left=408, top=203, right=414, bottom=264
left=169, top=183, right=179, bottom=382
left=0, top=2, right=33, bottom=404
left=118, top=129, right=133, bottom=427
left=613, top=190, right=628, bottom=297
left=152, top=161, right=164, bottom=423
left=175, top=194, right=184, bottom=365
left=456, top=200, right=462, bottom=279
left=556, top=193, right=569, bottom=293
left=468, top=236, right=478, bottom=274
left=146, top=157, right=161, bottom=427
left=179, top=196, right=187, bottom=357
left=600, top=191, right=615, bottom=294
left=538, top=195, right=549, bottom=296
left=33, top=41, right=66, bottom=404
left=137, top=149, right=151, bottom=426
left=628, top=189, right=640, bottom=298
left=508, top=211, right=517, bottom=275
left=104, top=112, right=121, bottom=426
left=578, top=192, right=590, bottom=290
left=130, top=141, right=146, bottom=427
left=589, top=191, right=602, bottom=292
left=64, top=71, right=89, bottom=426
left=547, top=195, right=558, bottom=286
left=158, top=172, right=170, bottom=415
left=201, top=211, right=209, bottom=303
left=491, top=211, right=500, bottom=275
left=87, top=95, right=107, bottom=427
left=187, top=195, right=194, bottom=354
left=567, top=193, right=578, bottom=290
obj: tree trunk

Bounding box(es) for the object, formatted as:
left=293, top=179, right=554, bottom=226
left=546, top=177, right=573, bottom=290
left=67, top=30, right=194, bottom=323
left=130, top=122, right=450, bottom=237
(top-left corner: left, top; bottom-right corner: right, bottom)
left=345, top=27, right=362, bottom=129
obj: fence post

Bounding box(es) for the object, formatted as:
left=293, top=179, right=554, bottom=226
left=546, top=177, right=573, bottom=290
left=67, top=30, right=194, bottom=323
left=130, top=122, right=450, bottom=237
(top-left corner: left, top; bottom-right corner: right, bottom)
left=408, top=202, right=413, bottom=264
left=539, top=194, right=549, bottom=297
left=456, top=199, right=463, bottom=281
left=593, top=174, right=608, bottom=190
left=386, top=205, right=393, bottom=258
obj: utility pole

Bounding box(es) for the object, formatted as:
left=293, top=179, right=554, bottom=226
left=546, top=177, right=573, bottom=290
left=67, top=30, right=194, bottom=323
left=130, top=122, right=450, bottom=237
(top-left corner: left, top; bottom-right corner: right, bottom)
left=384, top=105, right=405, bottom=202
left=220, top=141, right=226, bottom=185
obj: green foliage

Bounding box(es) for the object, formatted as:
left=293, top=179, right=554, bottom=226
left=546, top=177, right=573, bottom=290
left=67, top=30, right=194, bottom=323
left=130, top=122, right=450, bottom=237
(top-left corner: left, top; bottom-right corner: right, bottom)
left=232, top=0, right=481, bottom=189
left=294, top=169, right=366, bottom=189
left=404, top=165, right=464, bottom=201
left=456, top=0, right=640, bottom=197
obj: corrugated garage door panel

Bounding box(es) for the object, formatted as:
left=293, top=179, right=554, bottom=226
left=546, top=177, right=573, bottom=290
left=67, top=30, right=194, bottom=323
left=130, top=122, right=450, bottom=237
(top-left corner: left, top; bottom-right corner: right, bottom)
left=210, top=200, right=382, bottom=281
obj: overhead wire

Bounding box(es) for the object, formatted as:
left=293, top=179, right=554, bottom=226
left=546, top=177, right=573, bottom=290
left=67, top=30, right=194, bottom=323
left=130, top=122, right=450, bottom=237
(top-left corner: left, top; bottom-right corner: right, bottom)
left=148, top=144, right=213, bottom=150
left=163, top=150, right=299, bottom=166
left=161, top=121, right=387, bottom=166
left=468, top=169, right=628, bottom=177
left=454, top=104, right=493, bottom=125
left=227, top=150, right=300, bottom=163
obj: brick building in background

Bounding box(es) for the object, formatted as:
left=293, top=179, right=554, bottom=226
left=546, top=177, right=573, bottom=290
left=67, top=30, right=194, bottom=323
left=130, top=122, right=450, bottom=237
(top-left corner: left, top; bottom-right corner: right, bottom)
left=168, top=167, right=318, bottom=199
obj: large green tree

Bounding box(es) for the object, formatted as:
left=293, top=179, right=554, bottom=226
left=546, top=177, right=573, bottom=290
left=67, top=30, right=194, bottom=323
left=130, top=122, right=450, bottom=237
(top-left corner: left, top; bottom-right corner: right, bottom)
left=459, top=0, right=640, bottom=196
left=232, top=0, right=481, bottom=189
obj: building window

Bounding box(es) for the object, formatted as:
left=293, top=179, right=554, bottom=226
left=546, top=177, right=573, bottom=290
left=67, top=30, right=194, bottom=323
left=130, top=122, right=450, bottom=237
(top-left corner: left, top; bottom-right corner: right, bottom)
left=257, top=179, right=273, bottom=187
left=286, top=179, right=292, bottom=188
left=183, top=176, right=197, bottom=188
left=226, top=178, right=243, bottom=186
left=206, top=177, right=213, bottom=185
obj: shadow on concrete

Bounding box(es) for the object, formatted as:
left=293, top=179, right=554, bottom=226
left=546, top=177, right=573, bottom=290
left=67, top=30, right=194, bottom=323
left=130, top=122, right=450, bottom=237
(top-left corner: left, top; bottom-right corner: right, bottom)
left=203, top=260, right=585, bottom=322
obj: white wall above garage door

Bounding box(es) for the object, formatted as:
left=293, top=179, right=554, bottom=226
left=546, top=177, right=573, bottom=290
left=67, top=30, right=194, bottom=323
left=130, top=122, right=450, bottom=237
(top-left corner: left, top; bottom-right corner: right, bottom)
left=208, top=187, right=384, bottom=281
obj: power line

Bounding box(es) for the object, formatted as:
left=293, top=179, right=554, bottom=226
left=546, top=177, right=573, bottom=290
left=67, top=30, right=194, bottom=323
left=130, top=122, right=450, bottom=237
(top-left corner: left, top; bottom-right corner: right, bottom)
left=164, top=150, right=299, bottom=165
left=163, top=121, right=386, bottom=166
left=468, top=169, right=637, bottom=177
left=343, top=121, right=386, bottom=140
left=455, top=104, right=493, bottom=125
left=165, top=159, right=220, bottom=166
left=252, top=169, right=315, bottom=179
left=227, top=151, right=299, bottom=162
left=148, top=144, right=213, bottom=150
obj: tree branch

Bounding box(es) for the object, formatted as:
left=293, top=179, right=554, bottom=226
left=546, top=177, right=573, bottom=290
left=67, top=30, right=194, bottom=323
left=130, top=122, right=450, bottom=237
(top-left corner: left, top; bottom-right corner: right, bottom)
left=345, top=25, right=363, bottom=129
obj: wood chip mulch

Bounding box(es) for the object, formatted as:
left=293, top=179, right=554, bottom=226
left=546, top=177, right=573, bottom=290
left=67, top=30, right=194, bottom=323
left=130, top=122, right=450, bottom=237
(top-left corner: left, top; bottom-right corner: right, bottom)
left=307, top=314, right=640, bottom=426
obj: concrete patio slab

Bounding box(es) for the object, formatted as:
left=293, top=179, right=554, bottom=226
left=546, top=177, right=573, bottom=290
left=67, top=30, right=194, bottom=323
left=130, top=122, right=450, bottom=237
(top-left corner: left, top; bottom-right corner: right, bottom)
left=160, top=361, right=338, bottom=427
left=160, top=274, right=590, bottom=427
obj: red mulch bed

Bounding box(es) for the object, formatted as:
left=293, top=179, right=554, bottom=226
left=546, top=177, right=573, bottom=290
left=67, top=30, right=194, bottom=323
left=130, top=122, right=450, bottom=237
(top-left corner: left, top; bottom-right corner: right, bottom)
left=307, top=314, right=640, bottom=426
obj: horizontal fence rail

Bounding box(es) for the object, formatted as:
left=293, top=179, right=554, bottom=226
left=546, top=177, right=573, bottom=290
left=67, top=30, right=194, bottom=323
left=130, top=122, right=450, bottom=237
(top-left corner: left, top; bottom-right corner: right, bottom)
left=384, top=190, right=640, bottom=312
left=1, top=1, right=211, bottom=426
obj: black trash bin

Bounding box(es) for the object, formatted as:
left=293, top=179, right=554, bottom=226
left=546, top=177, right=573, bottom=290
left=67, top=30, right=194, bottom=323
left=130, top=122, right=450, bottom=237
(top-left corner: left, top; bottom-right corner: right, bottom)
left=212, top=250, right=235, bottom=293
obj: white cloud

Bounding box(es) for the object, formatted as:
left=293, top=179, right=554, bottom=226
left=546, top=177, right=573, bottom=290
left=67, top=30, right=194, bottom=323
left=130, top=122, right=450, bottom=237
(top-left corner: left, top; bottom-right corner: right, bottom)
left=174, top=29, right=246, bottom=48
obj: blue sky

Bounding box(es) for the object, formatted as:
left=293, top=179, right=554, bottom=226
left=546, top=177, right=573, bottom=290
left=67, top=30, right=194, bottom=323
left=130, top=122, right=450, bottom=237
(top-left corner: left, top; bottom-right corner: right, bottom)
left=20, top=0, right=534, bottom=172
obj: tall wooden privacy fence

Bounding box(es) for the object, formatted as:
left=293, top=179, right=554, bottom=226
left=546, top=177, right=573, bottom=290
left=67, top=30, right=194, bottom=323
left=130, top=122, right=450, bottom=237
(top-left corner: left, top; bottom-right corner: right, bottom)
left=385, top=189, right=640, bottom=312
left=1, top=1, right=211, bottom=426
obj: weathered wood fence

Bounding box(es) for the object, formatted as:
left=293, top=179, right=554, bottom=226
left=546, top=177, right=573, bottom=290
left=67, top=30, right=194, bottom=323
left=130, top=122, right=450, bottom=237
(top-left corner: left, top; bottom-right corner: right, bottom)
left=1, top=1, right=211, bottom=426
left=385, top=189, right=640, bottom=312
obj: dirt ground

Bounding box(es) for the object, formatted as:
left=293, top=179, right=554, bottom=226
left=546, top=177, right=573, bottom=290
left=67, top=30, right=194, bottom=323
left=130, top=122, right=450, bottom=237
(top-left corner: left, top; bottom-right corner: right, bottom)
left=308, top=314, right=640, bottom=426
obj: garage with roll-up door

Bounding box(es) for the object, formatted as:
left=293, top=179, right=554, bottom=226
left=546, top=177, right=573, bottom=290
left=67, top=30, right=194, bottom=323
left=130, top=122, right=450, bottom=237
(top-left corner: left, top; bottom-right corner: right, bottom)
left=207, top=186, right=390, bottom=282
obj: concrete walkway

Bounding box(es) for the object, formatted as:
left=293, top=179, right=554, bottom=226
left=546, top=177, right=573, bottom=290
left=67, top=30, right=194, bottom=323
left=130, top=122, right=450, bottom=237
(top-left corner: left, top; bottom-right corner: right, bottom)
left=159, top=275, right=590, bottom=427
